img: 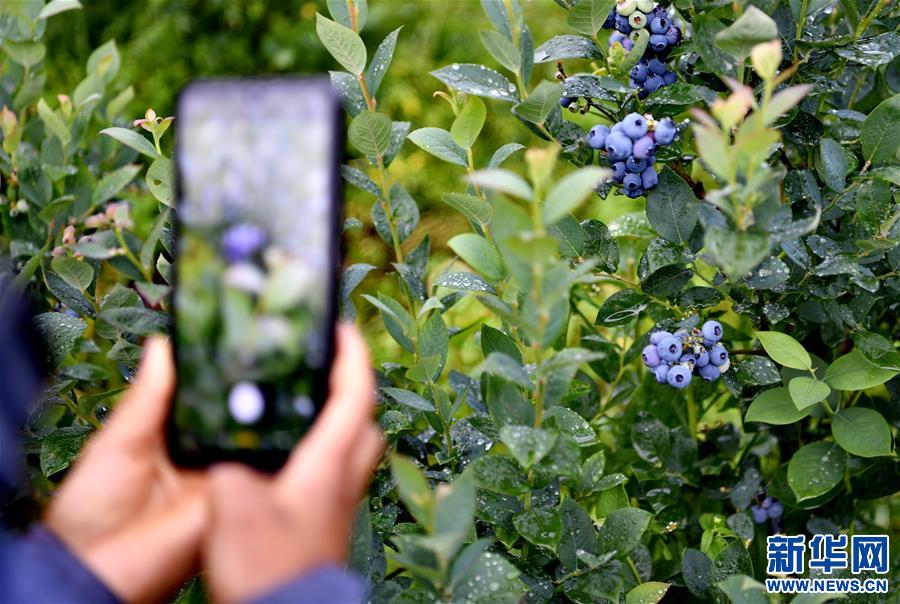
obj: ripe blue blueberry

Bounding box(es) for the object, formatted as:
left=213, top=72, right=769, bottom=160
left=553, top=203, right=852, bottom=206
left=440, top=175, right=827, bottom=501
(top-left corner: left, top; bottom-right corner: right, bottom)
left=767, top=501, right=784, bottom=519
left=610, top=31, right=626, bottom=45
left=588, top=124, right=610, bottom=149
left=650, top=16, right=669, bottom=34
left=603, top=11, right=616, bottom=29
left=641, top=165, right=658, bottom=189
left=644, top=74, right=664, bottom=93
left=625, top=187, right=644, bottom=198
left=560, top=96, right=577, bottom=108
left=657, top=335, right=682, bottom=361
left=632, top=135, right=656, bottom=159
left=623, top=173, right=642, bottom=193
left=649, top=331, right=671, bottom=345
left=653, top=363, right=669, bottom=384
left=709, top=344, right=729, bottom=366
left=648, top=34, right=668, bottom=53
left=655, top=117, right=677, bottom=145
left=665, top=25, right=680, bottom=46
left=612, top=161, right=626, bottom=182
left=698, top=363, right=720, bottom=381
left=663, top=70, right=677, bottom=85
left=614, top=14, right=632, bottom=33
left=667, top=364, right=692, bottom=388
left=622, top=113, right=648, bottom=139
left=630, top=62, right=649, bottom=83
left=750, top=505, right=768, bottom=524
left=642, top=344, right=661, bottom=368
left=648, top=58, right=667, bottom=75
left=626, top=156, right=647, bottom=173
left=695, top=349, right=710, bottom=367
left=701, top=320, right=723, bottom=342
left=679, top=353, right=696, bottom=368
left=605, top=132, right=633, bottom=161
left=222, top=223, right=266, bottom=263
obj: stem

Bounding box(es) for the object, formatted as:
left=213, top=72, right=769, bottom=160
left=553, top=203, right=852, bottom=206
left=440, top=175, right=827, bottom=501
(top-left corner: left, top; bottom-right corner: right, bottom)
left=346, top=0, right=359, bottom=32
left=854, top=0, right=888, bottom=38
left=626, top=556, right=643, bottom=584
left=64, top=393, right=102, bottom=430
left=114, top=227, right=152, bottom=282
left=793, top=0, right=810, bottom=60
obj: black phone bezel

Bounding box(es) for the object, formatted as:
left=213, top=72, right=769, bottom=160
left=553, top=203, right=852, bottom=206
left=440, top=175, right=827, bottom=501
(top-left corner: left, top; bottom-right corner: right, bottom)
left=166, top=76, right=344, bottom=472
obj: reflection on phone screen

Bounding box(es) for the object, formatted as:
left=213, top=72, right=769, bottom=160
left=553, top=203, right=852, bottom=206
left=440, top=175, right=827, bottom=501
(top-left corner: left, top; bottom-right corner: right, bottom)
left=173, top=79, right=337, bottom=456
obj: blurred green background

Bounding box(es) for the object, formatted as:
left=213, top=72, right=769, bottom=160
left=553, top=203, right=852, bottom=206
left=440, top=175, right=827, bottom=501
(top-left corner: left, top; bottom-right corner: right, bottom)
left=43, top=0, right=638, bottom=361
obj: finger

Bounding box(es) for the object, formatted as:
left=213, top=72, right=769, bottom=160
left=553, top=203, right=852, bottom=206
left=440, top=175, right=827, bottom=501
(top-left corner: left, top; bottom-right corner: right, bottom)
left=347, top=424, right=384, bottom=493
left=102, top=336, right=175, bottom=445
left=208, top=464, right=273, bottom=529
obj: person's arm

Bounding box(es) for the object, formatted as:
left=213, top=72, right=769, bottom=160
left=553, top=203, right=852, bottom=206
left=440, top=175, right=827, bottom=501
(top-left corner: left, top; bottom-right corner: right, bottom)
left=0, top=525, right=118, bottom=604
left=248, top=566, right=365, bottom=604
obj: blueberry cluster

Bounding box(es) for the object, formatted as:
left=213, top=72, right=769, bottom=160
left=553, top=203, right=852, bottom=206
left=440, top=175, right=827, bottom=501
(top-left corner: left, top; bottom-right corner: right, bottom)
left=587, top=112, right=677, bottom=198
left=642, top=320, right=729, bottom=389
left=750, top=495, right=784, bottom=524
left=603, top=0, right=683, bottom=98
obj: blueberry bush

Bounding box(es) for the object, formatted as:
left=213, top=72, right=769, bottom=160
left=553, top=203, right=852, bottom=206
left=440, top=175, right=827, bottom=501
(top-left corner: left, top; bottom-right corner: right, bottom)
left=2, top=0, right=899, bottom=602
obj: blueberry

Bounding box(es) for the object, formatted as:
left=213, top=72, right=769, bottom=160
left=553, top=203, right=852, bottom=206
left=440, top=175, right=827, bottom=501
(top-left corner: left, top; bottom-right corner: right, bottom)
left=650, top=16, right=669, bottom=34
left=610, top=31, right=626, bottom=45
left=628, top=11, right=646, bottom=29
left=611, top=122, right=624, bottom=134
left=750, top=505, right=768, bottom=524
left=653, top=363, right=670, bottom=384
left=663, top=70, right=677, bottom=85
left=665, top=25, right=680, bottom=46
left=616, top=0, right=637, bottom=16
left=632, top=135, right=656, bottom=159
left=626, top=156, right=647, bottom=173
left=667, top=365, right=692, bottom=388
left=655, top=117, right=677, bottom=145
left=643, top=74, right=664, bottom=93
left=560, top=96, right=577, bottom=108
left=605, top=132, right=633, bottom=161
left=222, top=223, right=266, bottom=263
left=588, top=124, right=610, bottom=149
left=649, top=331, right=671, bottom=345
left=622, top=112, right=649, bottom=139
left=657, top=335, right=682, bottom=361
left=636, top=0, right=654, bottom=11
left=648, top=34, right=668, bottom=53
left=709, top=344, right=729, bottom=366
left=695, top=349, right=710, bottom=367
left=612, top=161, right=627, bottom=182
left=698, top=363, right=720, bottom=381
left=625, top=187, right=644, bottom=198
left=614, top=14, right=632, bottom=33
left=622, top=38, right=634, bottom=51
left=642, top=344, right=661, bottom=367
left=623, top=173, right=642, bottom=193
left=679, top=353, right=696, bottom=368
left=630, top=62, right=649, bottom=83
left=647, top=58, right=667, bottom=75
left=767, top=501, right=784, bottom=519
left=641, top=165, right=658, bottom=189
left=701, top=320, right=723, bottom=342
left=603, top=10, right=616, bottom=28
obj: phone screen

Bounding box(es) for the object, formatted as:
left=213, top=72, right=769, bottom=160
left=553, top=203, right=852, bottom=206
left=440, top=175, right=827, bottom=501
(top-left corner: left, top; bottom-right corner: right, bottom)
left=170, top=78, right=341, bottom=468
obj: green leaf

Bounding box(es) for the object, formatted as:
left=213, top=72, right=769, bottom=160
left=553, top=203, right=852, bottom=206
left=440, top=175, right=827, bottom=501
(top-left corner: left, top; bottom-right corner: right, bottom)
left=39, top=0, right=83, bottom=19
left=534, top=34, right=603, bottom=63
left=452, top=551, right=522, bottom=601
left=704, top=226, right=771, bottom=279
left=382, top=387, right=434, bottom=412
left=41, top=426, right=91, bottom=476
left=390, top=455, right=432, bottom=527
left=488, top=142, right=525, bottom=168
left=745, top=387, right=811, bottom=424
left=349, top=111, right=392, bottom=159
left=831, top=408, right=892, bottom=458
left=513, top=80, right=562, bottom=127
left=430, top=63, right=518, bottom=103
left=326, top=0, right=367, bottom=30
left=566, top=0, right=617, bottom=36
left=499, top=424, right=556, bottom=469
left=451, top=97, right=486, bottom=150
left=86, top=39, right=119, bottom=83
left=815, top=138, right=847, bottom=192
left=434, top=271, right=496, bottom=293
left=316, top=13, right=366, bottom=75
left=716, top=575, right=767, bottom=604
left=433, top=472, right=475, bottom=559
left=448, top=233, right=502, bottom=281
left=714, top=6, right=778, bottom=59
left=145, top=157, right=173, bottom=207
left=825, top=350, right=898, bottom=391
left=37, top=98, right=70, bottom=146
left=33, top=312, right=87, bottom=367
left=408, top=127, right=468, bottom=166
left=513, top=507, right=562, bottom=550
left=4, top=41, right=46, bottom=67
left=543, top=167, right=609, bottom=225
left=371, top=183, right=419, bottom=245
left=733, top=357, right=782, bottom=386
left=682, top=549, right=712, bottom=599
left=645, top=169, right=699, bottom=244
left=467, top=168, right=534, bottom=201
left=366, top=26, right=401, bottom=96
left=788, top=377, right=831, bottom=410
left=90, top=164, right=141, bottom=209
left=98, top=306, right=169, bottom=335
left=470, top=455, right=529, bottom=495
left=441, top=192, right=493, bottom=227
left=597, top=507, right=652, bottom=558
left=755, top=330, right=811, bottom=370
left=788, top=441, right=846, bottom=501
left=853, top=331, right=900, bottom=371
left=595, top=289, right=648, bottom=325
left=140, top=208, right=170, bottom=268
left=50, top=257, right=93, bottom=291
left=860, top=93, right=900, bottom=167
left=545, top=406, right=596, bottom=446
left=100, top=127, right=158, bottom=158
left=709, top=543, right=754, bottom=600
left=626, top=582, right=670, bottom=604
left=480, top=30, right=521, bottom=72
left=340, top=263, right=376, bottom=320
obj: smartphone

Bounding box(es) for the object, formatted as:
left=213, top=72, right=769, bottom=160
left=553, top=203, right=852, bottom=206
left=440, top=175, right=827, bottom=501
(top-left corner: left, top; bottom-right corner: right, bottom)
left=168, top=77, right=342, bottom=470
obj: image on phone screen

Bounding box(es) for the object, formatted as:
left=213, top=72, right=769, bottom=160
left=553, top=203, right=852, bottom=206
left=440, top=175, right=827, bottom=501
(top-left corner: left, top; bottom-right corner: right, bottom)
left=169, top=78, right=341, bottom=468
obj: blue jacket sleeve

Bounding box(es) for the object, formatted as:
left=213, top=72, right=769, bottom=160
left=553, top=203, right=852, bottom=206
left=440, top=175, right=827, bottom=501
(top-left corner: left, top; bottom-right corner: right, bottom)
left=0, top=524, right=119, bottom=604
left=249, top=566, right=366, bottom=604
